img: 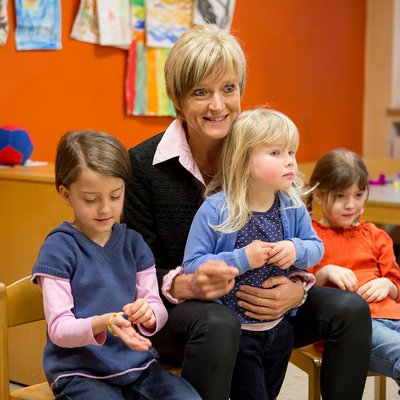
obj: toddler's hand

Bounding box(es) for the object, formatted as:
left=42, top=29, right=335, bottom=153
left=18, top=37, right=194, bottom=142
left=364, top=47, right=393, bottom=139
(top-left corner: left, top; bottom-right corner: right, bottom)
left=109, top=313, right=152, bottom=351
left=123, top=299, right=156, bottom=330
left=357, top=278, right=392, bottom=303
left=245, top=240, right=271, bottom=269
left=266, top=240, right=296, bottom=269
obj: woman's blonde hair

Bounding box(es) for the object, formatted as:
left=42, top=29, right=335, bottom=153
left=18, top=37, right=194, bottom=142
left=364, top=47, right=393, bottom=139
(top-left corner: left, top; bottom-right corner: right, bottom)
left=306, top=149, right=369, bottom=214
left=207, top=107, right=304, bottom=233
left=55, top=130, right=131, bottom=191
left=165, top=24, right=246, bottom=120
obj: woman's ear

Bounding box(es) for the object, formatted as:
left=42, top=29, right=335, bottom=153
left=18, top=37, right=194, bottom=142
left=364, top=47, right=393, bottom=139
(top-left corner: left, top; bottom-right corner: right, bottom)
left=59, top=185, right=72, bottom=206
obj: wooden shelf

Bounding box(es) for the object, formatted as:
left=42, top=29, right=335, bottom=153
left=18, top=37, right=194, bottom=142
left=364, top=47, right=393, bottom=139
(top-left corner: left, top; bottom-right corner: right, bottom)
left=387, top=108, right=400, bottom=118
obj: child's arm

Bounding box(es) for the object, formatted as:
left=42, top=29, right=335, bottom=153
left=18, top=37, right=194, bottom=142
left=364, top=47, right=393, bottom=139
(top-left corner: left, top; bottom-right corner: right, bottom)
left=282, top=203, right=324, bottom=269
left=183, top=199, right=250, bottom=274
left=123, top=265, right=168, bottom=336
left=357, top=225, right=400, bottom=302
left=38, top=276, right=151, bottom=351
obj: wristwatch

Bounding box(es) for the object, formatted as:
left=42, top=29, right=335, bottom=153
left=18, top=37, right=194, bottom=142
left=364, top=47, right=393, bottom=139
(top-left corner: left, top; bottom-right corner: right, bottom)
left=298, top=285, right=308, bottom=307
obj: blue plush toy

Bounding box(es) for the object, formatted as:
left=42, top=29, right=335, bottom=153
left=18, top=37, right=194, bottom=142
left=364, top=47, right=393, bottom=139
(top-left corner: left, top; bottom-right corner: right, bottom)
left=0, top=125, right=33, bottom=165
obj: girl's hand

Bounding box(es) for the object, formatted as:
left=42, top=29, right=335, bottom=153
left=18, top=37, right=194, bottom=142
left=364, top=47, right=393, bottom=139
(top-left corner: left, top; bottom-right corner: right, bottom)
left=266, top=240, right=296, bottom=269
left=357, top=278, right=394, bottom=303
left=315, top=264, right=359, bottom=291
left=245, top=240, right=271, bottom=269
left=109, top=313, right=152, bottom=351
left=123, top=299, right=156, bottom=330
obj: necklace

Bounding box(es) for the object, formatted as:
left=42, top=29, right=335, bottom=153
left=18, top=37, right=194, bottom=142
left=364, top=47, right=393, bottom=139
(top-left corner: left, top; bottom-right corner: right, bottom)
left=198, top=166, right=216, bottom=178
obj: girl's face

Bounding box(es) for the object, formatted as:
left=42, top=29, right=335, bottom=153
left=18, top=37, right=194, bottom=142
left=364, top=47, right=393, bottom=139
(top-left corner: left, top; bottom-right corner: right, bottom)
left=249, top=142, right=297, bottom=193
left=59, top=167, right=125, bottom=245
left=319, top=183, right=367, bottom=228
left=179, top=70, right=241, bottom=144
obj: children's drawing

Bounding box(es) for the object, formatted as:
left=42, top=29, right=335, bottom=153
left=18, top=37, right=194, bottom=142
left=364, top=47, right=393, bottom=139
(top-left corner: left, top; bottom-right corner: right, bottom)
left=97, top=0, right=131, bottom=48
left=145, top=0, right=192, bottom=48
left=125, top=0, right=175, bottom=116
left=193, top=0, right=236, bottom=32
left=15, top=0, right=62, bottom=50
left=0, top=0, right=9, bottom=46
left=70, top=0, right=99, bottom=44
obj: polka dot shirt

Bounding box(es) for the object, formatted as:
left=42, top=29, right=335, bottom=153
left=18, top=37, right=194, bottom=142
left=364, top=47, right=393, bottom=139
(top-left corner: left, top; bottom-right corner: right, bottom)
left=220, top=196, right=288, bottom=324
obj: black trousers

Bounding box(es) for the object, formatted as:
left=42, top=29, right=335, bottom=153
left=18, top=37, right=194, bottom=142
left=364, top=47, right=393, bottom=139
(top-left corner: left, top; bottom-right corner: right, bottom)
left=152, top=285, right=372, bottom=400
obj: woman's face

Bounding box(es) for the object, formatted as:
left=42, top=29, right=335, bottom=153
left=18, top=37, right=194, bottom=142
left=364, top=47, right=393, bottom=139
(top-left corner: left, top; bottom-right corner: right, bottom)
left=179, top=70, right=241, bottom=143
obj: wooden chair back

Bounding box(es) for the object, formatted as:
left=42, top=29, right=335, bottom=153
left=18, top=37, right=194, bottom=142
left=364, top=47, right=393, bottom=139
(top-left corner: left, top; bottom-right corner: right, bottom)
left=0, top=276, right=54, bottom=399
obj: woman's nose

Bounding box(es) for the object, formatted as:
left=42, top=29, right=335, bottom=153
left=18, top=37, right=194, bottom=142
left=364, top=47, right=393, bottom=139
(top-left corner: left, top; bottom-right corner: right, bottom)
left=209, top=93, right=223, bottom=110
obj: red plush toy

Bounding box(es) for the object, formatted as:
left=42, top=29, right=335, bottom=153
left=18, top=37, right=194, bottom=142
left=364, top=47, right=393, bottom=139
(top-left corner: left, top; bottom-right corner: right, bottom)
left=0, top=125, right=33, bottom=165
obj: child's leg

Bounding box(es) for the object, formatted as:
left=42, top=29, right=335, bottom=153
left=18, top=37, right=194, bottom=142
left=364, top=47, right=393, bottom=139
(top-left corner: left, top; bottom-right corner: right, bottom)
left=126, top=361, right=201, bottom=400
left=261, top=317, right=294, bottom=399
left=52, top=375, right=124, bottom=400
left=370, top=318, right=400, bottom=389
left=230, top=318, right=293, bottom=400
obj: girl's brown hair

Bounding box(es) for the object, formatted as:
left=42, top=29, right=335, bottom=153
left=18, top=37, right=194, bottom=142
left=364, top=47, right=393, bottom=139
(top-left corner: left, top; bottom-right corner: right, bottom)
left=306, top=149, right=369, bottom=214
left=55, top=130, right=131, bottom=191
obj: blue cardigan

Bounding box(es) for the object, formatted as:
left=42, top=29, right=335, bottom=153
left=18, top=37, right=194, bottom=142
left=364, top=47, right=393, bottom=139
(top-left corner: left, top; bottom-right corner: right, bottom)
left=183, top=191, right=323, bottom=275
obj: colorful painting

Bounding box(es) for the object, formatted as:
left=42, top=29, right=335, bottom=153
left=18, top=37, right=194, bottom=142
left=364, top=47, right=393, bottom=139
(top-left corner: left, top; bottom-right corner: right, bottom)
left=0, top=0, right=8, bottom=45
left=15, top=0, right=62, bottom=50
left=145, top=0, right=192, bottom=48
left=125, top=0, right=175, bottom=116
left=70, top=0, right=99, bottom=44
left=193, top=0, right=236, bottom=32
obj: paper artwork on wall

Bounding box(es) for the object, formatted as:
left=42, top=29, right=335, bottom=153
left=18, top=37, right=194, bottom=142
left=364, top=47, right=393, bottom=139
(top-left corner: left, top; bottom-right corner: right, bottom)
left=145, top=0, right=192, bottom=48
left=97, top=0, right=131, bottom=48
left=193, top=0, right=235, bottom=32
left=70, top=0, right=99, bottom=44
left=0, top=0, right=9, bottom=46
left=15, top=0, right=62, bottom=50
left=125, top=0, right=175, bottom=117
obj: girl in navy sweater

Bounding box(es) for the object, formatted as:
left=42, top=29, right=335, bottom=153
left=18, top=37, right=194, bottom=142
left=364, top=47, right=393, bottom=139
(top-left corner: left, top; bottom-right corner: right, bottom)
left=32, top=130, right=200, bottom=400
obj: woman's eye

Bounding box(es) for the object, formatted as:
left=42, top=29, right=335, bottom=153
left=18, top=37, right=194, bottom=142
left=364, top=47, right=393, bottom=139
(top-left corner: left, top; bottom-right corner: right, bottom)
left=225, top=83, right=235, bottom=93
left=193, top=88, right=207, bottom=96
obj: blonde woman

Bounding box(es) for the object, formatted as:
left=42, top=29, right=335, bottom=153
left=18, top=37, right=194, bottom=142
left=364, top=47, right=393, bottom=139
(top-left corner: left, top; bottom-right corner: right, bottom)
left=123, top=24, right=372, bottom=400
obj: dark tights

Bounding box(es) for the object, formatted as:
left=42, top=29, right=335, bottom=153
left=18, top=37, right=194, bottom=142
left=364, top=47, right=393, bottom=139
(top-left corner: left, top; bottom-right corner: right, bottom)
left=152, top=301, right=241, bottom=400
left=292, top=285, right=372, bottom=400
left=154, top=285, right=371, bottom=400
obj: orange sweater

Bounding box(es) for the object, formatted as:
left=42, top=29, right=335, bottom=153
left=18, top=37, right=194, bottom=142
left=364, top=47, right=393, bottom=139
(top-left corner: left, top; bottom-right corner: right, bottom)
left=309, top=220, right=400, bottom=319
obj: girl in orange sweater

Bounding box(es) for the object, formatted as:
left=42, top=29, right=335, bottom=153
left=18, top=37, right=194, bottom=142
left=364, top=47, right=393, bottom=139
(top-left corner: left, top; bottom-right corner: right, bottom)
left=306, top=149, right=400, bottom=391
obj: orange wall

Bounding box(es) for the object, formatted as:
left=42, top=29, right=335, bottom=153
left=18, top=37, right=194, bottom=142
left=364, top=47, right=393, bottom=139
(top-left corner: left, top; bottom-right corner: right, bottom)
left=0, top=0, right=366, bottom=162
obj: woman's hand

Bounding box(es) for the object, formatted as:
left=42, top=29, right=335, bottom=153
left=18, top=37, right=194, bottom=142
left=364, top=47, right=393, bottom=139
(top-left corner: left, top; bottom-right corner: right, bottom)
left=108, top=313, right=152, bottom=351
left=266, top=240, right=296, bottom=269
left=315, top=264, right=359, bottom=291
left=171, top=260, right=239, bottom=301
left=357, top=277, right=397, bottom=303
left=245, top=240, right=271, bottom=269
left=236, top=275, right=304, bottom=320
left=123, top=299, right=156, bottom=330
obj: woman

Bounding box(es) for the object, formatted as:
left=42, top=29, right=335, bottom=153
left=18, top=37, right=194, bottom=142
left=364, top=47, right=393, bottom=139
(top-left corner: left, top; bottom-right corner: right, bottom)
left=123, top=24, right=372, bottom=400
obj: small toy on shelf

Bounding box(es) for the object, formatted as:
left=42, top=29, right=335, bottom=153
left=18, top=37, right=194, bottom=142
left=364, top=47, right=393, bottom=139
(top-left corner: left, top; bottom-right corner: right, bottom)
left=0, top=125, right=33, bottom=165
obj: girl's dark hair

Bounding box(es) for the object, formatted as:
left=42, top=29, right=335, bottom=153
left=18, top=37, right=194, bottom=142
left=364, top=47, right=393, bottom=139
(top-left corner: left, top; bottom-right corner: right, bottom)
left=306, top=149, right=369, bottom=213
left=55, top=130, right=131, bottom=191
